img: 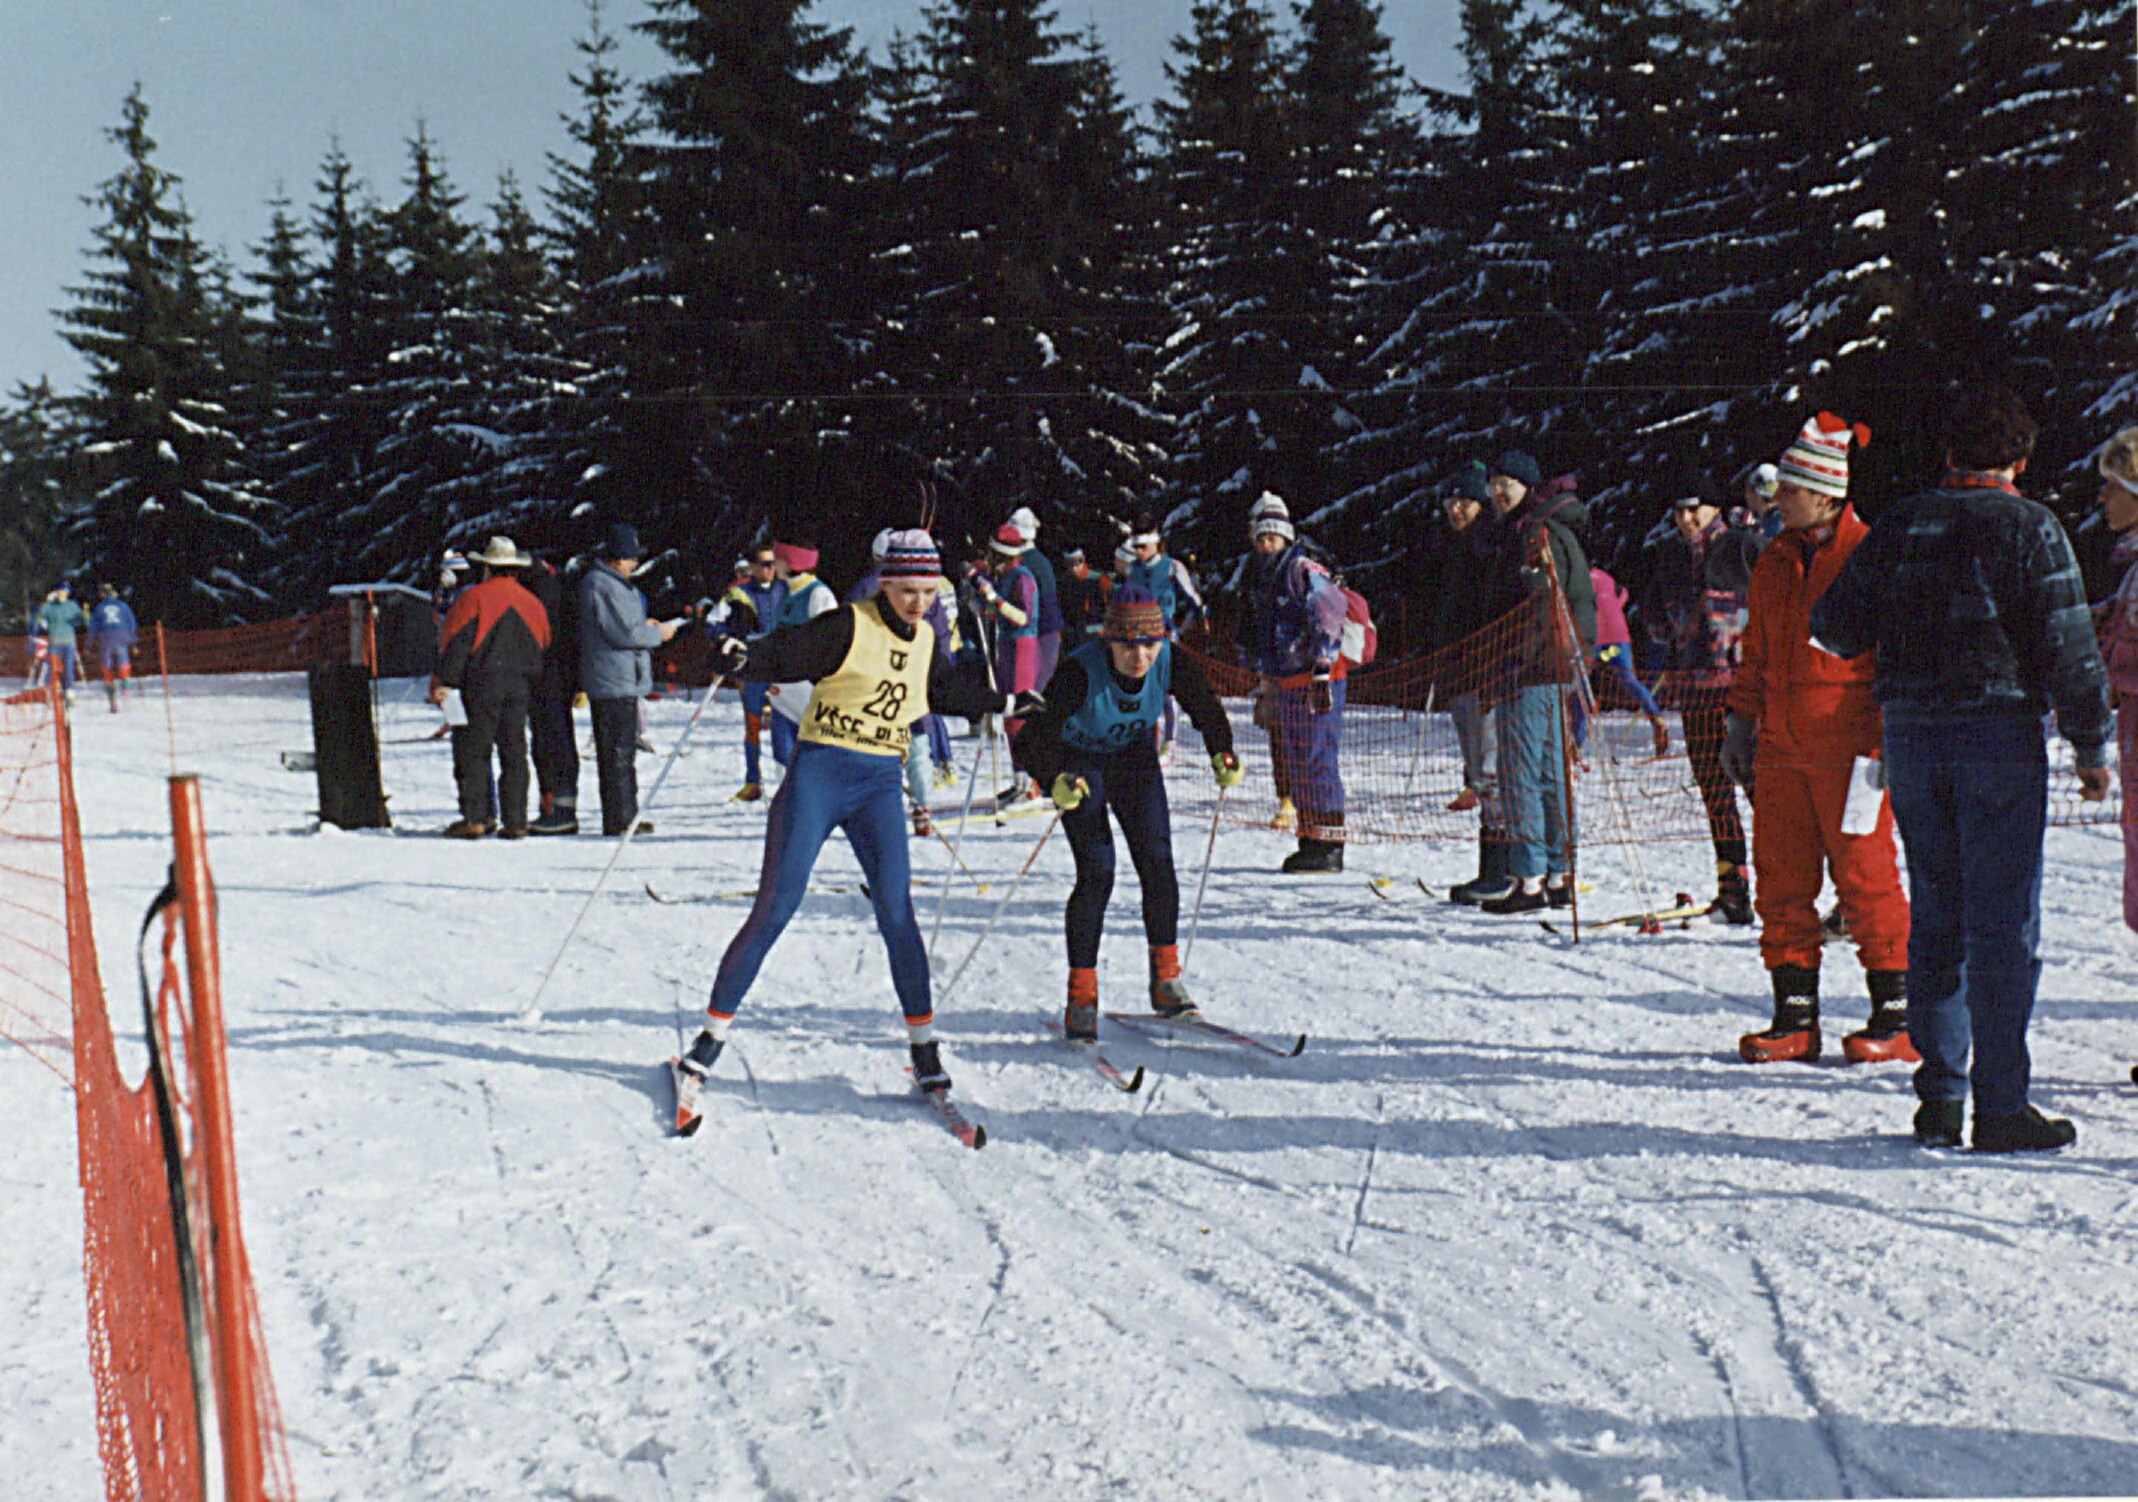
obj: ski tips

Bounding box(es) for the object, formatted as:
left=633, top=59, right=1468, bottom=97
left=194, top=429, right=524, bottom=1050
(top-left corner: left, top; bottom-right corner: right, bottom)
left=1280, top=1034, right=1307, bottom=1058
left=1121, top=1064, right=1146, bottom=1093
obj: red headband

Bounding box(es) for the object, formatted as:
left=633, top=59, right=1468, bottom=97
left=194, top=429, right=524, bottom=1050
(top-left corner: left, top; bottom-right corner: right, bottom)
left=772, top=541, right=818, bottom=573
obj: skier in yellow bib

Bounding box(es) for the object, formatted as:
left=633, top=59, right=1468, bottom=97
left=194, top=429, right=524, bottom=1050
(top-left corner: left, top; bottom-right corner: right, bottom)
left=675, top=531, right=1017, bottom=1098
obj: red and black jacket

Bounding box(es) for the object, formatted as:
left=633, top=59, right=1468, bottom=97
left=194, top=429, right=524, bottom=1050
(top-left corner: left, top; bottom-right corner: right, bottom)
left=433, top=575, right=551, bottom=696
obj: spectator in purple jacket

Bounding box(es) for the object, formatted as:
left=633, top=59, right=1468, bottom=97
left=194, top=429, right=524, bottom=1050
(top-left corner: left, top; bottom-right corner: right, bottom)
left=1245, top=497, right=1351, bottom=873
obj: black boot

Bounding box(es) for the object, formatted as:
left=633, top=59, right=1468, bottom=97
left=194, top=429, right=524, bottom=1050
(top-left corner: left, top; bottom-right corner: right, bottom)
left=1481, top=878, right=1547, bottom=915
left=678, top=1029, right=724, bottom=1080
left=1740, top=966, right=1820, bottom=1062
left=1545, top=872, right=1574, bottom=909
left=1712, top=861, right=1753, bottom=926
left=1449, top=830, right=1514, bottom=905
left=1913, top=1098, right=1964, bottom=1148
left=1281, top=838, right=1343, bottom=874
left=910, top=1040, right=952, bottom=1094
left=1843, top=970, right=1916, bottom=1063
left=1972, top=1105, right=2076, bottom=1153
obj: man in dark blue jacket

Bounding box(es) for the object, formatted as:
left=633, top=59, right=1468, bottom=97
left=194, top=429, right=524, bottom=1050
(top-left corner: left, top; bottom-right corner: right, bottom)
left=1809, top=389, right=2112, bottom=1152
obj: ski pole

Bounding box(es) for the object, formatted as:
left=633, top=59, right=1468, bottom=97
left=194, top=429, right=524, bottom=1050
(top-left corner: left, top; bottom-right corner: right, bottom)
left=931, top=825, right=991, bottom=895
left=522, top=678, right=723, bottom=1024
left=1181, top=786, right=1226, bottom=973
left=927, top=730, right=992, bottom=966
left=936, top=810, right=1060, bottom=1010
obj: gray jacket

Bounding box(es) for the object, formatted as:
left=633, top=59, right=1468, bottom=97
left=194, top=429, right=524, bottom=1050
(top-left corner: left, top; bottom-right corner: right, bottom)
left=577, top=561, right=662, bottom=700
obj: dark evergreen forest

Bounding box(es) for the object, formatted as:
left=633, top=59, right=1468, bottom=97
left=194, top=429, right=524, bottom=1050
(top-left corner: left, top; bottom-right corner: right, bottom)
left=2, top=0, right=2131, bottom=633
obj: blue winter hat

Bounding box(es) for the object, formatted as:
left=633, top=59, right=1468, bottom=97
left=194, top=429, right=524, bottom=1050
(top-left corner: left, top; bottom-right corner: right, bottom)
left=1444, top=460, right=1490, bottom=504
left=602, top=522, right=643, bottom=560
left=1491, top=451, right=1542, bottom=490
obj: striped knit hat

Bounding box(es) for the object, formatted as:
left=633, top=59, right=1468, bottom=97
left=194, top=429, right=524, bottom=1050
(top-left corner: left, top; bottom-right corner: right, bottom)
left=878, top=529, right=940, bottom=580
left=1249, top=490, right=1294, bottom=543
left=1102, top=584, right=1169, bottom=644
left=989, top=523, right=1026, bottom=558
left=1778, top=412, right=1871, bottom=499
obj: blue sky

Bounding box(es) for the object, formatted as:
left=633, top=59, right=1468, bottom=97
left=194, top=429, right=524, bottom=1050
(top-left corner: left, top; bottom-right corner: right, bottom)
left=0, top=1, right=1462, bottom=395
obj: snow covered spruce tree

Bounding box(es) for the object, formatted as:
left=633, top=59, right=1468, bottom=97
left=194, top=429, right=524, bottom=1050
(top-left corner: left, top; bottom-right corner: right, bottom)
left=60, top=86, right=276, bottom=626
left=1154, top=0, right=1322, bottom=588
left=870, top=0, right=1163, bottom=558
left=264, top=147, right=399, bottom=605
left=619, top=0, right=881, bottom=597
left=1951, top=0, right=2138, bottom=493
left=1275, top=0, right=1408, bottom=572
left=539, top=0, right=649, bottom=555
left=330, top=127, right=486, bottom=585
left=0, top=380, right=79, bottom=627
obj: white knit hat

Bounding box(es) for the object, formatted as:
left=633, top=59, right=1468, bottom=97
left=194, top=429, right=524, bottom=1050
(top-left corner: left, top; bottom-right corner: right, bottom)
left=1778, top=413, right=1870, bottom=500
left=1007, top=506, right=1040, bottom=538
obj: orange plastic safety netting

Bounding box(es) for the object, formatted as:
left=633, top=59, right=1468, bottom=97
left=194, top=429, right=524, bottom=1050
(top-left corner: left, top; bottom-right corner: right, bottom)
left=2, top=677, right=298, bottom=1501
left=0, top=684, right=70, bottom=1078
left=0, top=609, right=346, bottom=683
left=1167, top=596, right=2120, bottom=847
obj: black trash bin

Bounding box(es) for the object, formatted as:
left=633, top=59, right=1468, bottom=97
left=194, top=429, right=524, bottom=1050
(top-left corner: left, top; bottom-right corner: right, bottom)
left=308, top=662, right=390, bottom=829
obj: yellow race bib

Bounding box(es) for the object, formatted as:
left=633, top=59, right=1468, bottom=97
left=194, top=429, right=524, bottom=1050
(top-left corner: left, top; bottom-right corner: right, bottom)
left=799, top=604, right=934, bottom=757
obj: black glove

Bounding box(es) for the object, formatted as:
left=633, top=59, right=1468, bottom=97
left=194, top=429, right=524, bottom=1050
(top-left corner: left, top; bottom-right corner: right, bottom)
left=713, top=635, right=749, bottom=676
left=1720, top=711, right=1756, bottom=792
left=1310, top=673, right=1334, bottom=715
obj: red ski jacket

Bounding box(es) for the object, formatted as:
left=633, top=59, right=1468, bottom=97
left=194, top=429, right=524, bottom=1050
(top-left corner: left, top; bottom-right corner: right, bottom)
left=434, top=575, right=551, bottom=696
left=1727, top=505, right=1880, bottom=764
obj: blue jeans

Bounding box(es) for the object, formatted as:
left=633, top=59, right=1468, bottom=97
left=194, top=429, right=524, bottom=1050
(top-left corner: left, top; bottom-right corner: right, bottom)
left=770, top=709, right=799, bottom=769
left=708, top=742, right=931, bottom=1025
left=1883, top=713, right=2048, bottom=1117
left=1497, top=682, right=1574, bottom=880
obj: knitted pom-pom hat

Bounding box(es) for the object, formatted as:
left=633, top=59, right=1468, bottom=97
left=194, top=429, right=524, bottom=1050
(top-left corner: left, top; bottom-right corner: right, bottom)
left=1778, top=412, right=1870, bottom=499
left=879, top=529, right=940, bottom=580
left=1101, top=584, right=1169, bottom=644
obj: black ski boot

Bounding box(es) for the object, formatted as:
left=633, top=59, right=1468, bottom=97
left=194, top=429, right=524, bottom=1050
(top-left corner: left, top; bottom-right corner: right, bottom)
left=1481, top=878, right=1547, bottom=915
left=678, top=1029, right=724, bottom=1080
left=1449, top=830, right=1514, bottom=905
left=1711, top=861, right=1753, bottom=926
left=910, top=1040, right=952, bottom=1094
left=1740, top=966, right=1820, bottom=1062
left=1545, top=872, right=1574, bottom=909
left=1913, top=1098, right=1964, bottom=1148
left=1842, top=970, right=1916, bottom=1063
left=1972, top=1105, right=2076, bottom=1153
left=1281, top=837, right=1343, bottom=874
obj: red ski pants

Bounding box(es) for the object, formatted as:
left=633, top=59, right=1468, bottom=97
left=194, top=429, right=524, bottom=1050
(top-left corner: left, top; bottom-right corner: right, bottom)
left=1750, top=755, right=1909, bottom=973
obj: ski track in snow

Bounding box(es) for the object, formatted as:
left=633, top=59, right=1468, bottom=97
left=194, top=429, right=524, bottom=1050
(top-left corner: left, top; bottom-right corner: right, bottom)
left=5, top=675, right=2138, bottom=1499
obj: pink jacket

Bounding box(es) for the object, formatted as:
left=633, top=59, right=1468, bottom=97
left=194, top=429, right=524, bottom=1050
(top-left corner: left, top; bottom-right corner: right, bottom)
left=1590, top=568, right=1632, bottom=651
left=2104, top=533, right=2138, bottom=698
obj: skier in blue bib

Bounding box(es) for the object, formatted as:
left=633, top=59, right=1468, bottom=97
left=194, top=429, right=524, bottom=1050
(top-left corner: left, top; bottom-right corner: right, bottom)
left=1012, top=586, right=1241, bottom=1042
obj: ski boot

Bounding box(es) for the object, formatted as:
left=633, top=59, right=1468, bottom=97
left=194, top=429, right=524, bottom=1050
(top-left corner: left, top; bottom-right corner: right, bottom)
left=1064, top=967, right=1099, bottom=1042
left=1842, top=970, right=1916, bottom=1064
left=1740, top=966, right=1819, bottom=1062
left=909, top=1040, right=952, bottom=1094
left=1481, top=878, right=1547, bottom=915
left=1711, top=861, right=1753, bottom=926
left=1270, top=797, right=1296, bottom=831
left=1545, top=872, right=1574, bottom=910
left=1913, top=1098, right=1963, bottom=1148
left=1821, top=904, right=1850, bottom=945
left=1148, top=944, right=1197, bottom=1018
left=731, top=782, right=764, bottom=803
left=1280, top=837, right=1343, bottom=874
left=1446, top=786, right=1479, bottom=813
left=1972, top=1105, right=2075, bottom=1153
left=1449, top=830, right=1515, bottom=905
left=678, top=1029, right=724, bottom=1082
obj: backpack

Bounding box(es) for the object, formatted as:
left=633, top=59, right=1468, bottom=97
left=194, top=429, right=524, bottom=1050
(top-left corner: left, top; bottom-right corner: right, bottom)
left=1338, top=583, right=1377, bottom=668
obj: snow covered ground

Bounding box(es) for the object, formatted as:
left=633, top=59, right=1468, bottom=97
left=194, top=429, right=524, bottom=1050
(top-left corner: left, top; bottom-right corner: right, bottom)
left=7, top=675, right=2138, bottom=1500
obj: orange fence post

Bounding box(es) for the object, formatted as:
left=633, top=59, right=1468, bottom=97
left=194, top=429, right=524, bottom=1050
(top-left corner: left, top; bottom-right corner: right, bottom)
left=167, top=775, right=266, bottom=1501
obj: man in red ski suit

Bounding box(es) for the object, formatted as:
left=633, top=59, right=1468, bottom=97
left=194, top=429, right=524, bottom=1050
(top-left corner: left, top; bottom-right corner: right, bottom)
left=1723, top=414, right=1910, bottom=1064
